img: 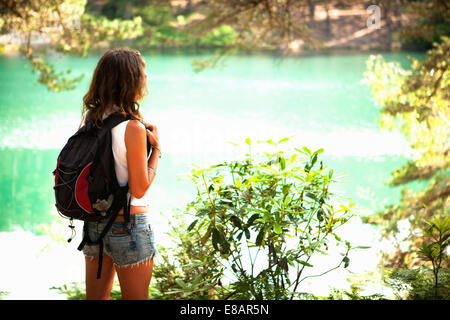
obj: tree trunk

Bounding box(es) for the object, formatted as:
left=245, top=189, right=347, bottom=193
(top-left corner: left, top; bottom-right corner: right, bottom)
left=324, top=1, right=331, bottom=40
left=382, top=0, right=392, bottom=50
left=308, top=1, right=316, bottom=29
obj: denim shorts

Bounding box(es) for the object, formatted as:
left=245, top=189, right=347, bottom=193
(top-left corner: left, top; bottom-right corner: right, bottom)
left=82, top=214, right=157, bottom=268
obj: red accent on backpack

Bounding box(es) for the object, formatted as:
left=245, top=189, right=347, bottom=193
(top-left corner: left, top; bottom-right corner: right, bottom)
left=54, top=157, right=60, bottom=186
left=75, top=162, right=94, bottom=213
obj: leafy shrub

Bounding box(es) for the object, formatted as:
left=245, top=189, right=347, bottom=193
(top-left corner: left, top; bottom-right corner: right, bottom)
left=151, top=213, right=225, bottom=300
left=385, top=267, right=450, bottom=300
left=180, top=137, right=357, bottom=299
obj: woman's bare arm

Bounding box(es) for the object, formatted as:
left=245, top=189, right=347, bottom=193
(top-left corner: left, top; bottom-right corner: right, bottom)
left=125, top=120, right=160, bottom=199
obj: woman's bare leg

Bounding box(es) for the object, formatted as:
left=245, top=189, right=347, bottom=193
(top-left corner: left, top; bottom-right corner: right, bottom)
left=115, top=258, right=154, bottom=300
left=85, top=255, right=116, bottom=300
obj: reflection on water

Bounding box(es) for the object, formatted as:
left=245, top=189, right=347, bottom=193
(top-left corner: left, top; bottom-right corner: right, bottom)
left=0, top=148, right=58, bottom=231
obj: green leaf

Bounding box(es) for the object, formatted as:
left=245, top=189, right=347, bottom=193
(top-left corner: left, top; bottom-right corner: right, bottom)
left=246, top=214, right=260, bottom=227
left=192, top=274, right=202, bottom=287
left=290, top=153, right=298, bottom=164
left=175, top=278, right=190, bottom=290
left=278, top=137, right=290, bottom=144
left=280, top=157, right=286, bottom=170
left=200, top=225, right=212, bottom=245
left=273, top=223, right=282, bottom=234
left=314, top=248, right=328, bottom=255
left=343, top=256, right=350, bottom=268
left=354, top=246, right=371, bottom=250
left=187, top=219, right=198, bottom=232
left=255, top=228, right=265, bottom=246
left=229, top=215, right=242, bottom=229
left=283, top=195, right=292, bottom=207
left=282, top=184, right=290, bottom=196
left=313, top=148, right=324, bottom=155
left=305, top=192, right=318, bottom=202
left=212, top=227, right=230, bottom=254
left=298, top=260, right=313, bottom=267
left=245, top=137, right=252, bottom=145
left=212, top=227, right=221, bottom=251
left=310, top=154, right=318, bottom=168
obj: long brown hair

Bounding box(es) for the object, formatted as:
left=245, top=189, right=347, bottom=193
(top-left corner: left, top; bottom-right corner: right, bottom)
left=82, top=48, right=147, bottom=127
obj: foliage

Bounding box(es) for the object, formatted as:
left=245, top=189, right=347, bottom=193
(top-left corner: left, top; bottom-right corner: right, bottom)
left=324, top=285, right=386, bottom=300
left=416, top=216, right=450, bottom=299
left=50, top=281, right=122, bottom=300
left=151, top=212, right=225, bottom=300
left=27, top=55, right=84, bottom=92
left=132, top=4, right=238, bottom=51
left=0, top=0, right=143, bottom=91
left=196, top=25, right=238, bottom=48
left=173, top=0, right=450, bottom=70
left=132, top=3, right=178, bottom=48
left=50, top=282, right=87, bottom=300
left=183, top=0, right=322, bottom=72
left=383, top=217, right=449, bottom=300
left=0, top=291, right=10, bottom=300
left=396, top=0, right=450, bottom=50
left=363, top=37, right=450, bottom=269
left=384, top=267, right=450, bottom=300
left=181, top=137, right=358, bottom=300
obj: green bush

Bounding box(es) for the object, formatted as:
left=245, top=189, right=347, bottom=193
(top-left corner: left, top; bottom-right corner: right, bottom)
left=385, top=267, right=450, bottom=300
left=151, top=213, right=225, bottom=300
left=179, top=137, right=358, bottom=299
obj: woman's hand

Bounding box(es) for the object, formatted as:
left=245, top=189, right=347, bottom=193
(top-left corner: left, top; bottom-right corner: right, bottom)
left=143, top=121, right=160, bottom=149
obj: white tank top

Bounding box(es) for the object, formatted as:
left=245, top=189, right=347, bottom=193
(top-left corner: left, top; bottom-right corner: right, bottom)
left=111, top=120, right=151, bottom=207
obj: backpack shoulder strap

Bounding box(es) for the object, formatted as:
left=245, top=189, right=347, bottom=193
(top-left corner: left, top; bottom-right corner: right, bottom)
left=101, top=113, right=132, bottom=130
left=104, top=113, right=152, bottom=157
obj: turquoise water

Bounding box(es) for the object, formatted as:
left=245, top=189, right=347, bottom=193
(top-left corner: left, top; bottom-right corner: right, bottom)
left=0, top=50, right=425, bottom=233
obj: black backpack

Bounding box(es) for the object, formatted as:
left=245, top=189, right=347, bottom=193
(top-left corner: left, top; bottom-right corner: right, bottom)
left=53, top=113, right=149, bottom=279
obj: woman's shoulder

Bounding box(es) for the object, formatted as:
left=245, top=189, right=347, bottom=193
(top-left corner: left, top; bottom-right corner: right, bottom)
left=126, top=119, right=145, bottom=129
left=125, top=119, right=146, bottom=139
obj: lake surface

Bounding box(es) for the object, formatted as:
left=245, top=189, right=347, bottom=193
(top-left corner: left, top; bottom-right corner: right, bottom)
left=0, top=49, right=425, bottom=298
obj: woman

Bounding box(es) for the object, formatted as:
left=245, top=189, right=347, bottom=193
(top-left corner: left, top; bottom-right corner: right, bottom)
left=80, top=47, right=160, bottom=300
